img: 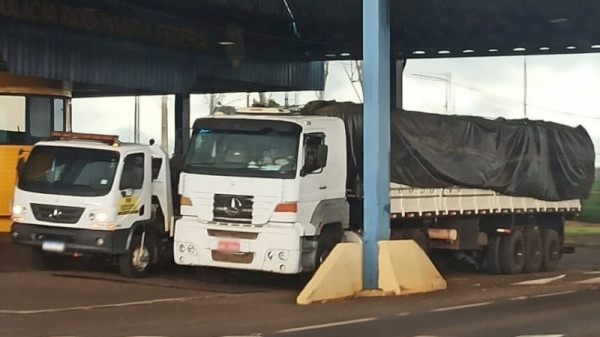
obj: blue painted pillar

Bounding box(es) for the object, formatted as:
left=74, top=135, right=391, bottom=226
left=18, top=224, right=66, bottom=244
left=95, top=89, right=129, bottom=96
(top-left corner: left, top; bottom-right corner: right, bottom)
left=362, top=0, right=391, bottom=289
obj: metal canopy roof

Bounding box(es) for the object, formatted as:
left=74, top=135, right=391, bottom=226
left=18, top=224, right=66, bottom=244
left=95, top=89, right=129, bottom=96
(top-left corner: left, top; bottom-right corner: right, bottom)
left=119, top=0, right=600, bottom=60
left=3, top=1, right=599, bottom=96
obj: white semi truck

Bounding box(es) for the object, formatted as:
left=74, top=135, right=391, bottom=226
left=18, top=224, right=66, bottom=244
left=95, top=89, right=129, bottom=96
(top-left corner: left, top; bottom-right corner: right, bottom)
left=174, top=103, right=595, bottom=275
left=11, top=132, right=174, bottom=277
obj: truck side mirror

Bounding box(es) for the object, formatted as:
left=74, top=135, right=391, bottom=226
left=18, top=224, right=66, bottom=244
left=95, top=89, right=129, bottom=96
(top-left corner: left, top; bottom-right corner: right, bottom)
left=121, top=188, right=134, bottom=197
left=315, top=144, right=328, bottom=169
left=300, top=144, right=328, bottom=177
left=16, top=157, right=25, bottom=179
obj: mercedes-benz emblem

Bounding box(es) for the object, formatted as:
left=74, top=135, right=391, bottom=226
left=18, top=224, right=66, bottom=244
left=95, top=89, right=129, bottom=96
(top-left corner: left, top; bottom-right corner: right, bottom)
left=224, top=198, right=243, bottom=216
left=49, top=208, right=62, bottom=218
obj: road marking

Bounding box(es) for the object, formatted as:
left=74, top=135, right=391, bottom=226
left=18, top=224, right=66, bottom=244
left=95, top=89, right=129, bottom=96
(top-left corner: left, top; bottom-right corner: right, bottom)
left=0, top=295, right=235, bottom=315
left=511, top=274, right=565, bottom=285
left=575, top=276, right=600, bottom=284
left=431, top=301, right=492, bottom=312
left=396, top=312, right=411, bottom=316
left=584, top=271, right=600, bottom=275
left=531, top=290, right=575, bottom=298
left=509, top=296, right=529, bottom=301
left=515, top=335, right=564, bottom=337
left=275, top=318, right=377, bottom=334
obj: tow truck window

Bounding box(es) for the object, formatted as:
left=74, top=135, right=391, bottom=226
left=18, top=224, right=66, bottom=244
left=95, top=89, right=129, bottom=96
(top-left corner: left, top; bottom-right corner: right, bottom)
left=19, top=146, right=119, bottom=196
left=120, top=153, right=145, bottom=190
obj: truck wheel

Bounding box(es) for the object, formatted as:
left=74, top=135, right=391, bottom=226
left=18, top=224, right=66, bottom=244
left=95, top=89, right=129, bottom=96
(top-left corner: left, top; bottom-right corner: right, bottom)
left=499, top=230, right=525, bottom=275
left=540, top=229, right=560, bottom=272
left=484, top=235, right=502, bottom=274
left=119, top=233, right=153, bottom=278
left=523, top=228, right=542, bottom=273
left=315, top=230, right=340, bottom=270
left=32, top=248, right=64, bottom=270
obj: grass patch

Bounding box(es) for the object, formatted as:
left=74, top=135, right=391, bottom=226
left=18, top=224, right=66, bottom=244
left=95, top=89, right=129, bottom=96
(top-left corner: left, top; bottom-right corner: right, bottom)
left=565, top=226, right=600, bottom=236
left=577, top=180, right=600, bottom=223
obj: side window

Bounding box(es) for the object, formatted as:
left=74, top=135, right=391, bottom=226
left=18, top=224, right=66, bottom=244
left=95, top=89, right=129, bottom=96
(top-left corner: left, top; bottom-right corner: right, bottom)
left=152, top=157, right=162, bottom=180
left=303, top=133, right=325, bottom=175
left=28, top=97, right=52, bottom=141
left=120, top=153, right=145, bottom=190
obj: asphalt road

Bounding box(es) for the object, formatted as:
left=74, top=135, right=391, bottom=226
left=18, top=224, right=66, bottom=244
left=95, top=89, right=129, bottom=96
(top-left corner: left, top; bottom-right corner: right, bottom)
left=1, top=238, right=600, bottom=337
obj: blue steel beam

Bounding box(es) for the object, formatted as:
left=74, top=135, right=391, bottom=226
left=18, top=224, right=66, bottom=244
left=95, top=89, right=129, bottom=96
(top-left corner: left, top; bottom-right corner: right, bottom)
left=362, top=0, right=391, bottom=289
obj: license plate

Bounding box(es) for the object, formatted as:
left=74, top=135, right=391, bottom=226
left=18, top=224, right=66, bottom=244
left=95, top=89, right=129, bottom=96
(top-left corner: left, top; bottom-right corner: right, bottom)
left=218, top=241, right=240, bottom=252
left=42, top=241, right=65, bottom=253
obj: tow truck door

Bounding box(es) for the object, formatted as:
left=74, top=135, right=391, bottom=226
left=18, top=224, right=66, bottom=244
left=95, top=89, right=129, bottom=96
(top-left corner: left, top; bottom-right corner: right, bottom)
left=116, top=151, right=152, bottom=229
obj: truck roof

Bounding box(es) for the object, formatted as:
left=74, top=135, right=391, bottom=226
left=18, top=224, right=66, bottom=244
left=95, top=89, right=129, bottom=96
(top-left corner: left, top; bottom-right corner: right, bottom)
left=34, top=139, right=152, bottom=153
left=204, top=111, right=339, bottom=125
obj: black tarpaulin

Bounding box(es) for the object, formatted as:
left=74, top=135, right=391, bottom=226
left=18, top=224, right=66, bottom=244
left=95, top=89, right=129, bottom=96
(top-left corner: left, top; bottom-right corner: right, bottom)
left=302, top=101, right=595, bottom=201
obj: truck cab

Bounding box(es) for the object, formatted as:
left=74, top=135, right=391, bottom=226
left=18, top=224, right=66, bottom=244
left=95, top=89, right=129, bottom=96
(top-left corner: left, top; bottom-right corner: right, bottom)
left=11, top=132, right=174, bottom=277
left=174, top=108, right=349, bottom=274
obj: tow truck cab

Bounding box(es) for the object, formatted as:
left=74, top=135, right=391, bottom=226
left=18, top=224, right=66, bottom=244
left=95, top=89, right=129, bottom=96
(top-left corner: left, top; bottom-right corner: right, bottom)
left=11, top=132, right=174, bottom=277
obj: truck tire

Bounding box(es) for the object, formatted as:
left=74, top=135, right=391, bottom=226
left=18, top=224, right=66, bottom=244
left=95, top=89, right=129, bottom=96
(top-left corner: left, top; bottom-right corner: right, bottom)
left=315, top=228, right=340, bottom=270
left=499, top=230, right=525, bottom=275
left=484, top=235, right=502, bottom=274
left=32, top=248, right=64, bottom=270
left=119, top=233, right=153, bottom=278
left=522, top=228, right=542, bottom=273
left=540, top=229, right=560, bottom=272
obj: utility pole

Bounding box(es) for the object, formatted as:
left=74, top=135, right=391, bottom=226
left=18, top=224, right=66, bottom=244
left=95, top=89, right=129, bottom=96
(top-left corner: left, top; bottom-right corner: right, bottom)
left=523, top=56, right=528, bottom=118
left=161, top=95, right=168, bottom=153
left=134, top=96, right=140, bottom=143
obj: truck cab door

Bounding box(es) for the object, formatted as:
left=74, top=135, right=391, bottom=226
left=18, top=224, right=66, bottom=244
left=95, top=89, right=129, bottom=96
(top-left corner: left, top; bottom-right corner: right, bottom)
left=297, top=133, right=329, bottom=227
left=117, top=152, right=151, bottom=229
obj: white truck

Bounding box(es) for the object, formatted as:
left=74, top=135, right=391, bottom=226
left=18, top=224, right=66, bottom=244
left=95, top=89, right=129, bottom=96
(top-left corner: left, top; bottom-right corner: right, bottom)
left=174, top=103, right=594, bottom=275
left=10, top=132, right=175, bottom=277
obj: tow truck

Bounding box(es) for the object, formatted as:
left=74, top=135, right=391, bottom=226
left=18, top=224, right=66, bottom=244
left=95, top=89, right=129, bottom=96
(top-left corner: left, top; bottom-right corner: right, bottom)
left=11, top=132, right=174, bottom=277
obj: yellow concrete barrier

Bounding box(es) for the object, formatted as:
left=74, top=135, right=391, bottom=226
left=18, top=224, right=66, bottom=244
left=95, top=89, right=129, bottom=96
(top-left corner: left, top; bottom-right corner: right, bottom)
left=378, top=240, right=447, bottom=295
left=296, top=240, right=446, bottom=305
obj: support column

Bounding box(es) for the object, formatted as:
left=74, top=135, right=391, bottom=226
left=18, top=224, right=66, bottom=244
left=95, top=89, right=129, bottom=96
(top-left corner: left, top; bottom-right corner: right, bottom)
left=174, top=93, right=191, bottom=156
left=362, top=0, right=391, bottom=290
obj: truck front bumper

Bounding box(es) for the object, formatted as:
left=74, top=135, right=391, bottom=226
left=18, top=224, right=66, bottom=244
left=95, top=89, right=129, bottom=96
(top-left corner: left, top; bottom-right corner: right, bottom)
left=174, top=218, right=304, bottom=274
left=11, top=223, right=129, bottom=255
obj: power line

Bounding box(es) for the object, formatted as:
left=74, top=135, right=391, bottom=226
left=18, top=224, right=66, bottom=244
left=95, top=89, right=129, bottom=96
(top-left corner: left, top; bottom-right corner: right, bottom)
left=405, top=72, right=600, bottom=121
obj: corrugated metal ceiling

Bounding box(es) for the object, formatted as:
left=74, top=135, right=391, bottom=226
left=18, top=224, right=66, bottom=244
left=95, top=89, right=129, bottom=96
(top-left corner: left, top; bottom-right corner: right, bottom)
left=119, top=0, right=600, bottom=59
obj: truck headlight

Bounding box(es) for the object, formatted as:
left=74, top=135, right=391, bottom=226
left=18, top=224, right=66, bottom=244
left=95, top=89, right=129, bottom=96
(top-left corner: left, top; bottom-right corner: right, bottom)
left=89, top=211, right=108, bottom=222
left=95, top=212, right=108, bottom=222
left=12, top=204, right=25, bottom=216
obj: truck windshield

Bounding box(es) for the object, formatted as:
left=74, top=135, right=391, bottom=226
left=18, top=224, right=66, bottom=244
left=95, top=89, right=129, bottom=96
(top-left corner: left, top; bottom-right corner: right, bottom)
left=185, top=127, right=300, bottom=179
left=18, top=146, right=120, bottom=196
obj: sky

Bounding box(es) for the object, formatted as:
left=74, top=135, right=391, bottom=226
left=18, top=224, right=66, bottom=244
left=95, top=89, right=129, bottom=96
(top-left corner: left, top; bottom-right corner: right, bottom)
left=71, top=53, right=600, bottom=164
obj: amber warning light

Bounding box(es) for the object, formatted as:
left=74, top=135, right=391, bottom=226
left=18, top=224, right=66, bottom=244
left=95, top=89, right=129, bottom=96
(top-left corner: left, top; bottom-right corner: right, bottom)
left=51, top=131, right=119, bottom=145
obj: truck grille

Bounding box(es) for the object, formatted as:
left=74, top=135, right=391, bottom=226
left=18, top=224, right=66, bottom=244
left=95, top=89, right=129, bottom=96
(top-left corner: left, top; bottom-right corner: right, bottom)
left=31, top=203, right=85, bottom=224
left=213, top=194, right=253, bottom=224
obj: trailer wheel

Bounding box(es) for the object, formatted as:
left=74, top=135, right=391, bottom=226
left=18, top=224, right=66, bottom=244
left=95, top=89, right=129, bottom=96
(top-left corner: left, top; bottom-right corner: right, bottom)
left=315, top=228, right=341, bottom=270
left=32, top=248, right=65, bottom=270
left=499, top=230, right=525, bottom=275
left=523, top=228, right=542, bottom=273
left=484, top=235, right=502, bottom=274
left=540, top=229, right=560, bottom=272
left=119, top=233, right=153, bottom=278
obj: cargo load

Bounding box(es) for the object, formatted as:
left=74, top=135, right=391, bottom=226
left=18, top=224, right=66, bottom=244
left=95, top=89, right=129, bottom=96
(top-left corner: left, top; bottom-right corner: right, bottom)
left=302, top=101, right=595, bottom=201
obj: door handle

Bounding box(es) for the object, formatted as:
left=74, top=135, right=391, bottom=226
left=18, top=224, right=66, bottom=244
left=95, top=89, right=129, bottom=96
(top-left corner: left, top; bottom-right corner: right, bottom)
left=319, top=185, right=327, bottom=190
